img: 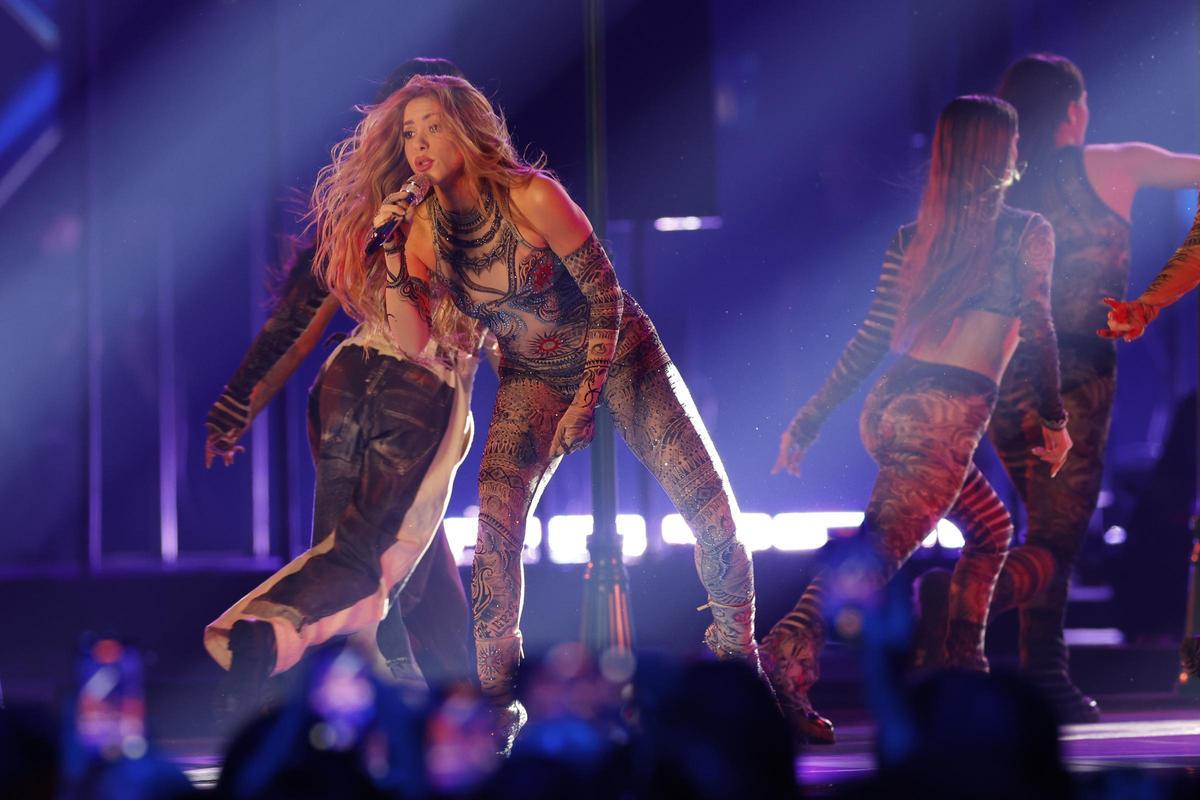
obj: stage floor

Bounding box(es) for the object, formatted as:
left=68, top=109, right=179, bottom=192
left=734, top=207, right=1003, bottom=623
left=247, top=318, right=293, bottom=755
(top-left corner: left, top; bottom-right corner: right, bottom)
left=170, top=699, right=1200, bottom=794
left=798, top=702, right=1200, bottom=795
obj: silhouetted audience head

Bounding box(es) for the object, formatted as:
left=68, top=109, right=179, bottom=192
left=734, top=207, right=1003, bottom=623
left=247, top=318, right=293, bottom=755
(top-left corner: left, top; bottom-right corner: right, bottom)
left=912, top=670, right=1069, bottom=797
left=13, top=638, right=1200, bottom=798
left=488, top=716, right=628, bottom=800
left=635, top=656, right=799, bottom=800
left=216, top=643, right=422, bottom=799
left=0, top=704, right=59, bottom=800
left=841, top=668, right=1072, bottom=800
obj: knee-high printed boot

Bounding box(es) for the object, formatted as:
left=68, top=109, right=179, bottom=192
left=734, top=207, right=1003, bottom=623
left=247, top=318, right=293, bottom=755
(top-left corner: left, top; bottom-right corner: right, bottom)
left=475, top=632, right=527, bottom=755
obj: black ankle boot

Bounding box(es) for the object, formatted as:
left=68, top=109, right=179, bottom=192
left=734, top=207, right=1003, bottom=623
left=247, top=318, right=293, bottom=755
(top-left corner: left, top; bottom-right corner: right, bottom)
left=1020, top=607, right=1099, bottom=724
left=220, top=620, right=277, bottom=724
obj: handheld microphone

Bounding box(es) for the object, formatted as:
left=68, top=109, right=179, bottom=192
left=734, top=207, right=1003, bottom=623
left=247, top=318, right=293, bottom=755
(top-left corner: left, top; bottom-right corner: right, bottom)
left=364, top=173, right=433, bottom=256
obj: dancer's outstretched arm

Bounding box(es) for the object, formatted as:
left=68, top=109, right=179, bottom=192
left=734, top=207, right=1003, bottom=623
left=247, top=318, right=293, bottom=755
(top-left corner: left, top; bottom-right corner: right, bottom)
left=1103, top=194, right=1200, bottom=341
left=774, top=228, right=906, bottom=476
left=205, top=254, right=339, bottom=467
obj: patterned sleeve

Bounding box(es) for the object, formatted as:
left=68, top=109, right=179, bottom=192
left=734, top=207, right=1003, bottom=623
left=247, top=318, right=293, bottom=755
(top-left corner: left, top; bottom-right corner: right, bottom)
left=1135, top=193, right=1200, bottom=309
left=787, top=228, right=906, bottom=448
left=561, top=234, right=623, bottom=409
left=224, top=247, right=328, bottom=405
left=1015, top=214, right=1066, bottom=426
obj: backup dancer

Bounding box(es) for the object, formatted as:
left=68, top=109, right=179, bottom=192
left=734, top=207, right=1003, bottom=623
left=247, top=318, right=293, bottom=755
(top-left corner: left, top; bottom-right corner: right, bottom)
left=916, top=54, right=1200, bottom=722
left=204, top=59, right=490, bottom=699
left=317, top=74, right=761, bottom=750
left=771, top=96, right=1070, bottom=743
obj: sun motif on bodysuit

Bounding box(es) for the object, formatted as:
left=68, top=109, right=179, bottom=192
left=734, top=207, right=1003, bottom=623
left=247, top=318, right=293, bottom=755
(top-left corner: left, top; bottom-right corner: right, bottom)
left=530, top=332, right=565, bottom=358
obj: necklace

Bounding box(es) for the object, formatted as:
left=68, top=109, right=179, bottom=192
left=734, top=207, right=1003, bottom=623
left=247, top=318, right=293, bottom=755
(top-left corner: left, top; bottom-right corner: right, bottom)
left=442, top=193, right=488, bottom=229
left=432, top=188, right=515, bottom=279
left=432, top=189, right=501, bottom=250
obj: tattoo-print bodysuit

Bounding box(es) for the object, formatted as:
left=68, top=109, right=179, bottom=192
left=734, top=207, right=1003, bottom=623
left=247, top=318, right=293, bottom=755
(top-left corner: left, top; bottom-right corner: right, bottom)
left=429, top=189, right=756, bottom=698
left=765, top=208, right=1061, bottom=711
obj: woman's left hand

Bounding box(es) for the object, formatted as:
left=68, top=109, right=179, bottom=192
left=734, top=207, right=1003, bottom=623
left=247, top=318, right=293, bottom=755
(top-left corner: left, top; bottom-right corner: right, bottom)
left=772, top=430, right=807, bottom=478
left=1032, top=424, right=1073, bottom=478
left=550, top=404, right=596, bottom=458
left=204, top=388, right=250, bottom=468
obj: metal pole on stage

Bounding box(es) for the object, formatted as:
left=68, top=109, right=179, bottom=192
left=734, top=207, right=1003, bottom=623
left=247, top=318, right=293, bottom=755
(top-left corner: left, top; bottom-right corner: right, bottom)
left=580, top=0, right=635, bottom=655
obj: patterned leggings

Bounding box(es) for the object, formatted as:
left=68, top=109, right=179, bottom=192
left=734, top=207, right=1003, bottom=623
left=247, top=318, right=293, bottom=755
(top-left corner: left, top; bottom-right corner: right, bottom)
left=472, top=298, right=754, bottom=698
left=765, top=358, right=1001, bottom=696
left=987, top=340, right=1115, bottom=671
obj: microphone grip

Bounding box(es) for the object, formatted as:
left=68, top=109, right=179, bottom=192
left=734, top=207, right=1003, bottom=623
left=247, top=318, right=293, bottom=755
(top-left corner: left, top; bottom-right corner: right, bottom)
left=364, top=185, right=420, bottom=257
left=364, top=217, right=402, bottom=257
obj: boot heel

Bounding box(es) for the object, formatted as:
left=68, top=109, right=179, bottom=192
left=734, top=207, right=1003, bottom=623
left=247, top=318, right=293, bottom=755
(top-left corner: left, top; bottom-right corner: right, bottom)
left=759, top=627, right=835, bottom=745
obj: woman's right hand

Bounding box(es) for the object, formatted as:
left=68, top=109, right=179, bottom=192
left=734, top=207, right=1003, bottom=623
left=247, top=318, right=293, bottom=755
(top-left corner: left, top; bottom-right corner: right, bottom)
left=1032, top=424, right=1072, bottom=478
left=549, top=403, right=596, bottom=459
left=772, top=429, right=809, bottom=478
left=373, top=189, right=419, bottom=250
left=1098, top=297, right=1158, bottom=342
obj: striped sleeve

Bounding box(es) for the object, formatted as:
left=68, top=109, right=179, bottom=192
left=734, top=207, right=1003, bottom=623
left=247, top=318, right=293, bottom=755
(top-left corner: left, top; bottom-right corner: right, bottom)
left=787, top=227, right=906, bottom=447
left=225, top=247, right=329, bottom=404
left=1136, top=193, right=1200, bottom=309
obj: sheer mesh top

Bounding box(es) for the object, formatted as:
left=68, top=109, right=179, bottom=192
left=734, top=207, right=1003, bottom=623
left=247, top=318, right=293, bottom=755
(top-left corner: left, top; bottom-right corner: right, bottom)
left=1009, top=146, right=1131, bottom=338
left=788, top=203, right=1063, bottom=444
left=429, top=189, right=589, bottom=381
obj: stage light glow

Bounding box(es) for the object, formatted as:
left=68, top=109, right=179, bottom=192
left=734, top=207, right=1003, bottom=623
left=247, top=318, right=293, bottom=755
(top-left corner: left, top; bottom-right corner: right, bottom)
left=737, top=512, right=774, bottom=552
left=1064, top=627, right=1124, bottom=646
left=936, top=519, right=964, bottom=549
left=1068, top=584, right=1114, bottom=603
left=617, top=514, right=647, bottom=558
left=525, top=516, right=543, bottom=559
left=652, top=215, right=723, bottom=232
left=771, top=512, right=862, bottom=551
left=444, top=514, right=541, bottom=566
left=661, top=513, right=695, bottom=545
left=545, top=514, right=648, bottom=563
left=0, top=0, right=60, bottom=51
left=0, top=64, right=59, bottom=155
left=546, top=515, right=590, bottom=564
left=449, top=510, right=963, bottom=560
left=1103, top=525, right=1127, bottom=545
left=442, top=516, right=476, bottom=562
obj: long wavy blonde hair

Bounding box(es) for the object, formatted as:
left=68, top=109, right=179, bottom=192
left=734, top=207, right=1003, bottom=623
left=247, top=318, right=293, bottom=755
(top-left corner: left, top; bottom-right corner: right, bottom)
left=309, top=74, right=547, bottom=338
